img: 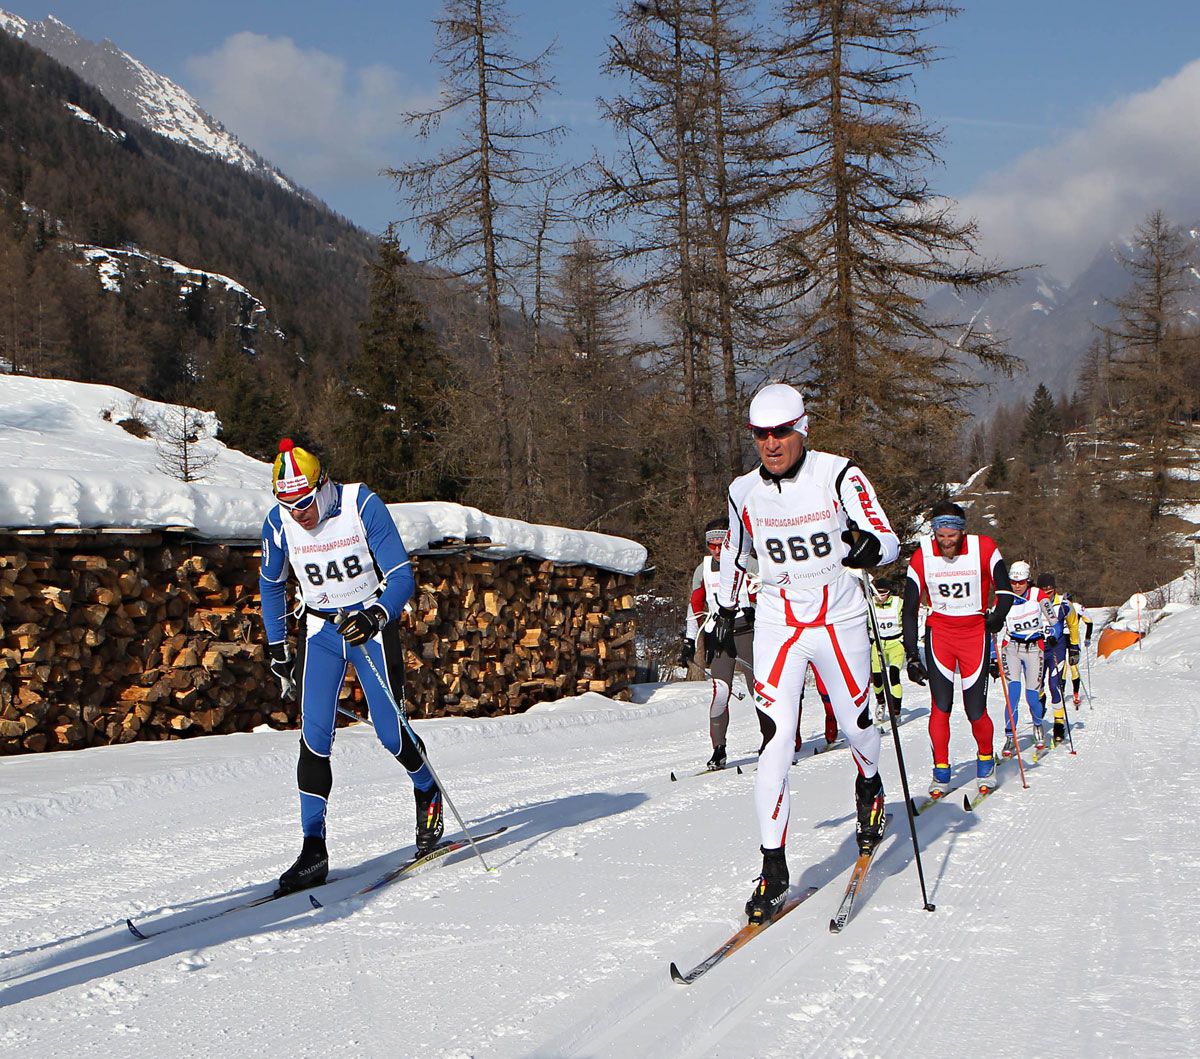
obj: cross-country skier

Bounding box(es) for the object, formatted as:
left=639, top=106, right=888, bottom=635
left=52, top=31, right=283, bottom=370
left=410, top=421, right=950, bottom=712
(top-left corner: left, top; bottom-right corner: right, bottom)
left=709, top=383, right=899, bottom=924
left=259, top=439, right=444, bottom=894
left=869, top=578, right=904, bottom=727
left=1064, top=593, right=1093, bottom=707
left=902, top=501, right=1013, bottom=797
left=681, top=517, right=756, bottom=770
left=1035, top=572, right=1077, bottom=744
left=993, top=560, right=1054, bottom=755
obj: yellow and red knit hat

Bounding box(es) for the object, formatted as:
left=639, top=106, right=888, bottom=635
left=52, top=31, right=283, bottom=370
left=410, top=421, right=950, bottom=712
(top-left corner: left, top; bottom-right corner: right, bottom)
left=272, top=438, right=325, bottom=502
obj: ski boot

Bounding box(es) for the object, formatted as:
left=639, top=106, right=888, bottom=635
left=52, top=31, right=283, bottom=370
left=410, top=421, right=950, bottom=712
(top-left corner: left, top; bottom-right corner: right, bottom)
left=874, top=698, right=886, bottom=727
left=1001, top=732, right=1015, bottom=759
left=1073, top=691, right=1081, bottom=708
left=1053, top=720, right=1066, bottom=746
left=928, top=763, right=952, bottom=798
left=1033, top=723, right=1046, bottom=750
left=414, top=783, right=444, bottom=855
left=976, top=752, right=997, bottom=793
left=277, top=835, right=329, bottom=894
left=706, top=744, right=727, bottom=771
left=745, top=846, right=789, bottom=925
left=855, top=773, right=886, bottom=854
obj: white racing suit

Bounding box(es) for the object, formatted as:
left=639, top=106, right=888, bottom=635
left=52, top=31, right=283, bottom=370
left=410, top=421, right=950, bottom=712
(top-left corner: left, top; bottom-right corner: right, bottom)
left=718, top=450, right=899, bottom=849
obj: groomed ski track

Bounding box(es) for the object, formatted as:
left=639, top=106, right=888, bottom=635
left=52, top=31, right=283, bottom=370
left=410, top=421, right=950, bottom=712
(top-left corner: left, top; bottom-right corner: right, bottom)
left=1, top=621, right=1197, bottom=1057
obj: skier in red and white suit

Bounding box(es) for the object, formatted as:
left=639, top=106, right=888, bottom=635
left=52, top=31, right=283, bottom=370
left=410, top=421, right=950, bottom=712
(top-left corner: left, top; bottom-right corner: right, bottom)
left=711, top=383, right=899, bottom=924
left=902, top=500, right=1013, bottom=797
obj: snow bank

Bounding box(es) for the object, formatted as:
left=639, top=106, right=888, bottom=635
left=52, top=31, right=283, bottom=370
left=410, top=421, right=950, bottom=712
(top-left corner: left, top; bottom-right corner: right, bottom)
left=0, top=376, right=648, bottom=572
left=1101, top=603, right=1200, bottom=675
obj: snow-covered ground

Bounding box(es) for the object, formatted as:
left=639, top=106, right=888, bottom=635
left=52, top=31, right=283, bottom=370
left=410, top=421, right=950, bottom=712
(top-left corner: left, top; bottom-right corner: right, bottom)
left=0, top=376, right=646, bottom=573
left=2, top=610, right=1195, bottom=1056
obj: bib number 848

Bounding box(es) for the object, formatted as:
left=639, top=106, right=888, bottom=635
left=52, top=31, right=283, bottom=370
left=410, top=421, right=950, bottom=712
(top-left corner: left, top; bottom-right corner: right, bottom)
left=304, top=555, right=364, bottom=586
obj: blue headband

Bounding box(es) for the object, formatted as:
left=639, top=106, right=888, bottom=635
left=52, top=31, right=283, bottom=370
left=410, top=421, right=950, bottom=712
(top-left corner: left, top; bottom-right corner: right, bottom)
left=931, top=514, right=966, bottom=532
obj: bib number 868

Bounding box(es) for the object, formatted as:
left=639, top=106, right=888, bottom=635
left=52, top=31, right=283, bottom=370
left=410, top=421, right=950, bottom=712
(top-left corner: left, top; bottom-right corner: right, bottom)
left=764, top=532, right=832, bottom=564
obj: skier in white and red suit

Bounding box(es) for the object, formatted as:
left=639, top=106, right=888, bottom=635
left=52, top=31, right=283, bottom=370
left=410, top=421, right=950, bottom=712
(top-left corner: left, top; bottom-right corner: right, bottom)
left=902, top=500, right=1014, bottom=798
left=710, top=383, right=899, bottom=924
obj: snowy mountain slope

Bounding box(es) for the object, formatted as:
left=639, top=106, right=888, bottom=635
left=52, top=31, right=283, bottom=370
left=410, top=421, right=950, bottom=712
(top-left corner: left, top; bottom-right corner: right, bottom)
left=0, top=611, right=1195, bottom=1056
left=931, top=226, right=1200, bottom=415
left=0, top=10, right=297, bottom=195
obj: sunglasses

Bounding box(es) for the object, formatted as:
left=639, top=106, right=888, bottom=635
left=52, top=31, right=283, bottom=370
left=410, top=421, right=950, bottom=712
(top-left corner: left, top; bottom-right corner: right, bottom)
left=749, top=419, right=800, bottom=441
left=278, top=489, right=318, bottom=512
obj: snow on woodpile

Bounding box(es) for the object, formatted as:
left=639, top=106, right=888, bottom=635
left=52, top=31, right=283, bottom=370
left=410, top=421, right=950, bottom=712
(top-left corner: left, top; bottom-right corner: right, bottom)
left=0, top=376, right=647, bottom=574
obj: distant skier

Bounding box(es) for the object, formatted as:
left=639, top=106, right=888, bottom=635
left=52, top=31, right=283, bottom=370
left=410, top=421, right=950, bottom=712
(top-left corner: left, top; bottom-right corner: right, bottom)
left=869, top=578, right=905, bottom=726
left=902, top=501, right=1013, bottom=797
left=1035, top=572, right=1078, bottom=744
left=993, top=560, right=1054, bottom=755
left=1064, top=593, right=1093, bottom=707
left=259, top=439, right=444, bottom=895
left=709, top=383, right=899, bottom=924
left=681, top=516, right=756, bottom=770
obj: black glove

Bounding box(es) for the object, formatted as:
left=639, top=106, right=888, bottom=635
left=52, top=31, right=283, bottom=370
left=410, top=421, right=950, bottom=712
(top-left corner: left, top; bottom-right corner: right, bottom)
left=268, top=642, right=295, bottom=702
left=906, top=654, right=927, bottom=686
left=840, top=525, right=882, bottom=569
left=1085, top=628, right=1093, bottom=644
left=984, top=609, right=1005, bottom=634
left=679, top=636, right=695, bottom=667
left=1044, top=635, right=1058, bottom=650
left=989, top=659, right=1000, bottom=679
left=334, top=604, right=388, bottom=647
left=709, top=606, right=737, bottom=660
left=1068, top=645, right=1080, bottom=665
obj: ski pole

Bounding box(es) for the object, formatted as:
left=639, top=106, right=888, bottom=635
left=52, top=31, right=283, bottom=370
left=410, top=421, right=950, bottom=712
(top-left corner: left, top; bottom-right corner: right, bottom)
left=338, top=618, right=495, bottom=873
left=1084, top=640, right=1094, bottom=710
left=1060, top=680, right=1078, bottom=756
left=992, top=636, right=1029, bottom=790
left=860, top=571, right=935, bottom=913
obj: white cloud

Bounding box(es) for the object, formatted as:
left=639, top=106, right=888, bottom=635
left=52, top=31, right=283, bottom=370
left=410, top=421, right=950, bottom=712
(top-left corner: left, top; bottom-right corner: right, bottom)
left=958, top=58, right=1200, bottom=282
left=185, top=32, right=435, bottom=189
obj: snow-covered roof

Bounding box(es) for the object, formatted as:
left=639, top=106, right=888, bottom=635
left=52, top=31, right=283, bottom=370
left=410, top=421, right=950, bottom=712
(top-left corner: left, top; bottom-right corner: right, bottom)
left=0, top=376, right=648, bottom=574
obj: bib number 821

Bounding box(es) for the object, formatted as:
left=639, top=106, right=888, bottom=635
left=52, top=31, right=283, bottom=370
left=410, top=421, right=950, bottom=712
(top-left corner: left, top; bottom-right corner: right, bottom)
left=764, top=532, right=832, bottom=564
left=937, top=581, right=972, bottom=599
left=304, top=555, right=364, bottom=586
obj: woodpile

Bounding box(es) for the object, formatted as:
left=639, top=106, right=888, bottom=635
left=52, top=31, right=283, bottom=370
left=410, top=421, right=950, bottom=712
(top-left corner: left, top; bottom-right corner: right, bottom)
left=0, top=533, right=641, bottom=755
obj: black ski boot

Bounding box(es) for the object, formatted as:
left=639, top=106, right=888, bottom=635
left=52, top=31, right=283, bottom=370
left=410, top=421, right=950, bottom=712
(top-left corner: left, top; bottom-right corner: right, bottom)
left=745, top=846, right=789, bottom=924
left=277, top=835, right=328, bottom=894
left=415, top=783, right=444, bottom=855
left=706, top=744, right=727, bottom=771
left=855, top=773, right=886, bottom=855
left=1053, top=720, right=1065, bottom=746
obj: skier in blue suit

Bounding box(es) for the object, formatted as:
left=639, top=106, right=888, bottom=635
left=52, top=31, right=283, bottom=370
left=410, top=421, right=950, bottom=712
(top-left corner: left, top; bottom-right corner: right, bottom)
left=260, top=438, right=443, bottom=894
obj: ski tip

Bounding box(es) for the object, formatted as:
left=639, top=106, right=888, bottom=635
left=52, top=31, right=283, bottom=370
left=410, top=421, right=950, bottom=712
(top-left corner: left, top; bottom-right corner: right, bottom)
left=670, top=771, right=678, bottom=782
left=736, top=765, right=743, bottom=774
left=669, top=962, right=687, bottom=985
left=126, top=918, right=148, bottom=941
left=828, top=918, right=841, bottom=934
left=962, top=793, right=972, bottom=812
left=309, top=895, right=323, bottom=909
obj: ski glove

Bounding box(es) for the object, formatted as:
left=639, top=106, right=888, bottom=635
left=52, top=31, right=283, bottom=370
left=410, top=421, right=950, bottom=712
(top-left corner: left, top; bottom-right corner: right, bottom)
left=680, top=636, right=696, bottom=667
left=989, top=659, right=1000, bottom=680
left=1044, top=635, right=1058, bottom=651
left=840, top=522, right=882, bottom=569
left=334, top=604, right=388, bottom=647
left=709, top=605, right=738, bottom=660
left=906, top=654, right=928, bottom=686
left=1068, top=644, right=1081, bottom=665
left=984, top=608, right=1006, bottom=634
left=268, top=642, right=295, bottom=702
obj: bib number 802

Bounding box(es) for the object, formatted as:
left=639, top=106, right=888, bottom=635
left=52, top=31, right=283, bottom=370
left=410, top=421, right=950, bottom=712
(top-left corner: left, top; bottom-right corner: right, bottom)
left=304, top=555, right=364, bottom=586
left=764, top=532, right=832, bottom=564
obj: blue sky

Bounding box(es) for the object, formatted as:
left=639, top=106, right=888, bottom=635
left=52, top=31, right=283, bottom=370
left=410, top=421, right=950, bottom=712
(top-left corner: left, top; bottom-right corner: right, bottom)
left=6, top=1, right=1200, bottom=279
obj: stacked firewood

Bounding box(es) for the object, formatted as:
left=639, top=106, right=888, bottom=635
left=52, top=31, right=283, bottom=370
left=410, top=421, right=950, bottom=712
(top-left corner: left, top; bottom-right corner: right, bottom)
left=0, top=536, right=640, bottom=755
